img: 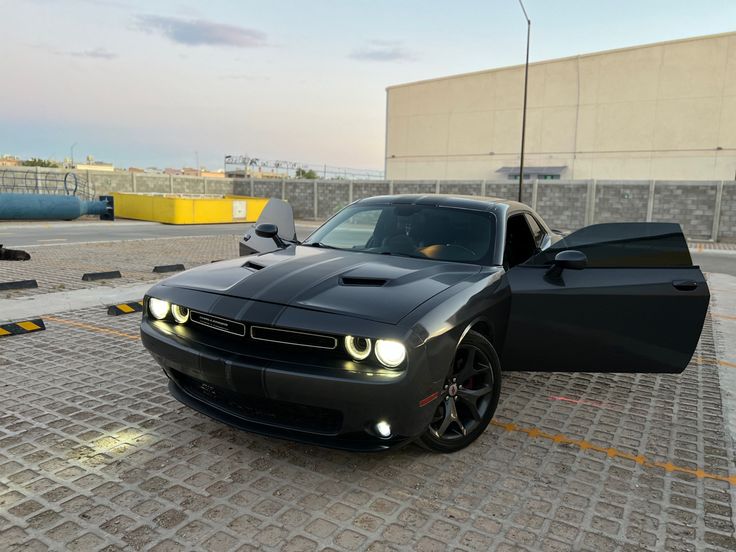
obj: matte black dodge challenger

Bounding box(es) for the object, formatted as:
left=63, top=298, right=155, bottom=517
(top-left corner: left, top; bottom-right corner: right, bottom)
left=141, top=195, right=709, bottom=452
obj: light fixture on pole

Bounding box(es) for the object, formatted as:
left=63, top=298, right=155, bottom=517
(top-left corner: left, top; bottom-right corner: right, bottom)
left=516, top=0, right=531, bottom=203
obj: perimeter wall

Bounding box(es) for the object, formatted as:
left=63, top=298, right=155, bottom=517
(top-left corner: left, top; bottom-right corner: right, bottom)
left=1, top=167, right=734, bottom=241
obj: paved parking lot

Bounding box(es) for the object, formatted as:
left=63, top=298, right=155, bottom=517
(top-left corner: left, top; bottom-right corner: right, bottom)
left=1, top=301, right=735, bottom=550
left=1, top=227, right=736, bottom=551
left=0, top=235, right=241, bottom=298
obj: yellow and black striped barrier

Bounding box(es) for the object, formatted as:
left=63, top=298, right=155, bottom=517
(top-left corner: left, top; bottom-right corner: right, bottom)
left=0, top=319, right=46, bottom=337
left=107, top=300, right=144, bottom=316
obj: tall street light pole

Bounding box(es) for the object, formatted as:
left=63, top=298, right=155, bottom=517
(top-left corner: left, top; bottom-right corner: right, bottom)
left=70, top=142, right=78, bottom=168
left=517, top=0, right=531, bottom=203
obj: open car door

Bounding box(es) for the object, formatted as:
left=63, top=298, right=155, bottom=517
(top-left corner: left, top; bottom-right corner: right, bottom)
left=240, top=198, right=297, bottom=256
left=501, top=222, right=709, bottom=373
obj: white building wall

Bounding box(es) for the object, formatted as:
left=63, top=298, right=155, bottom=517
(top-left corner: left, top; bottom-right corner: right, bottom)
left=385, top=32, right=736, bottom=181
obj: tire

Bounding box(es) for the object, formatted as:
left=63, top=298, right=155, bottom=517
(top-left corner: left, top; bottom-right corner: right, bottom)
left=418, top=330, right=502, bottom=453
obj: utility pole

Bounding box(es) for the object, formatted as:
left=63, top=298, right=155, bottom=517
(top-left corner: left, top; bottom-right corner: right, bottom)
left=516, top=0, right=531, bottom=203
left=70, top=142, right=77, bottom=168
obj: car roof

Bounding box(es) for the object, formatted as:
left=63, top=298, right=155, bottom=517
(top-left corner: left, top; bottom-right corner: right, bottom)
left=354, top=194, right=529, bottom=216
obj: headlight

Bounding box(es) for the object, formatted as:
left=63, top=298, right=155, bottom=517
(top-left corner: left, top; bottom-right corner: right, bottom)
left=345, top=336, right=371, bottom=361
left=375, top=340, right=406, bottom=368
left=171, top=304, right=190, bottom=324
left=148, top=298, right=170, bottom=320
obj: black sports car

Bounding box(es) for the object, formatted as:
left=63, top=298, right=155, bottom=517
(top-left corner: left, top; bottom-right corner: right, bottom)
left=141, top=195, right=709, bottom=452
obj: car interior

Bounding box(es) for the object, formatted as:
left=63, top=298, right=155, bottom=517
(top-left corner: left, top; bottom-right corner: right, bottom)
left=366, top=206, right=494, bottom=262
left=503, top=214, right=539, bottom=268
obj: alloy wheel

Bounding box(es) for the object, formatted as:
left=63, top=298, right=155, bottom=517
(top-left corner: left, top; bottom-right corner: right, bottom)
left=429, top=343, right=494, bottom=441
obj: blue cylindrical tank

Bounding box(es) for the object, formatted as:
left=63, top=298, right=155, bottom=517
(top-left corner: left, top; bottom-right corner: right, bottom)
left=0, top=193, right=110, bottom=220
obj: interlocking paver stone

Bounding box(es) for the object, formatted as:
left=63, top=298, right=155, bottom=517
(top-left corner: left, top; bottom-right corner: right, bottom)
left=0, top=258, right=733, bottom=550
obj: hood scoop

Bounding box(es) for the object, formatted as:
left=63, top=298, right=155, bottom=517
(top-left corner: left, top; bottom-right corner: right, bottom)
left=340, top=276, right=388, bottom=287
left=243, top=260, right=265, bottom=271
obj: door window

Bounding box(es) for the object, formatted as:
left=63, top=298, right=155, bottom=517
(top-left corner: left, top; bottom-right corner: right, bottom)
left=523, top=222, right=693, bottom=268
left=524, top=214, right=547, bottom=249
left=504, top=214, right=537, bottom=268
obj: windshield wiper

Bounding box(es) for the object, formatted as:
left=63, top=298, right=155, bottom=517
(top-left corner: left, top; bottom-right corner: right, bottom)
left=303, top=242, right=341, bottom=250
left=379, top=251, right=420, bottom=258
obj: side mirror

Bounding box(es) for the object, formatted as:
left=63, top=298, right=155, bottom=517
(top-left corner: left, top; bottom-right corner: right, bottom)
left=546, top=250, right=587, bottom=278
left=255, top=223, right=287, bottom=249
left=554, top=250, right=587, bottom=270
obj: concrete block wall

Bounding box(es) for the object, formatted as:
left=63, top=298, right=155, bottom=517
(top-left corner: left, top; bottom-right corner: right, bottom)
left=535, top=181, right=589, bottom=230
left=594, top=181, right=650, bottom=223
left=283, top=181, right=315, bottom=220
left=2, top=167, right=735, bottom=241
left=651, top=181, right=719, bottom=240
left=317, top=181, right=350, bottom=219
left=720, top=183, right=736, bottom=241
left=439, top=181, right=483, bottom=196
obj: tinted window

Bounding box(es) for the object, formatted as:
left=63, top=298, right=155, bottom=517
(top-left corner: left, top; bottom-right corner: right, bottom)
left=524, top=214, right=546, bottom=248
left=523, top=222, right=693, bottom=268
left=306, top=204, right=496, bottom=264
left=504, top=214, right=537, bottom=268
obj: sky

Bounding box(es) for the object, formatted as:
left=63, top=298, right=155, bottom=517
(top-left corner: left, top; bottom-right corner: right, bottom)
left=1, top=0, right=734, bottom=172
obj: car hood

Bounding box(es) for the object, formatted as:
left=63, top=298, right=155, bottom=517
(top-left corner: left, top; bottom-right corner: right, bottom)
left=160, top=246, right=482, bottom=324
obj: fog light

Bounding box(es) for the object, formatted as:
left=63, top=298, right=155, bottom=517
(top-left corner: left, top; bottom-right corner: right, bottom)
left=375, top=420, right=391, bottom=438
left=171, top=304, right=190, bottom=324
left=345, top=335, right=371, bottom=361
left=148, top=298, right=170, bottom=320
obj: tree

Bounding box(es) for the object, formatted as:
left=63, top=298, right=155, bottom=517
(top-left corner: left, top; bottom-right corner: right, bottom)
left=21, top=158, right=59, bottom=168
left=295, top=167, right=319, bottom=179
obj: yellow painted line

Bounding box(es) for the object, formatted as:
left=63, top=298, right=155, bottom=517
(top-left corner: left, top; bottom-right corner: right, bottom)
left=694, top=355, right=736, bottom=369
left=490, top=420, right=736, bottom=485
left=16, top=321, right=41, bottom=331
left=45, top=316, right=139, bottom=340
left=0, top=327, right=10, bottom=336
left=117, top=304, right=135, bottom=313
left=711, top=312, right=736, bottom=321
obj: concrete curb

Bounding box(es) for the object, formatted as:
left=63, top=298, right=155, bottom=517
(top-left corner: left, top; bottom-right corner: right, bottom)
left=0, top=281, right=160, bottom=324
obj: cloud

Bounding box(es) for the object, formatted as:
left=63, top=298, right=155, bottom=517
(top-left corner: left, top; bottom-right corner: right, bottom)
left=67, top=47, right=117, bottom=60
left=135, top=14, right=267, bottom=48
left=349, top=40, right=416, bottom=62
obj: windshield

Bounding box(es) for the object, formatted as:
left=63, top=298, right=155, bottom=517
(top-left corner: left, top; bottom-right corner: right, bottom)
left=305, top=204, right=496, bottom=264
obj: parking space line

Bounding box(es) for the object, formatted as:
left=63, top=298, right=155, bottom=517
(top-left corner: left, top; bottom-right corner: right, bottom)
left=45, top=316, right=139, bottom=340
left=490, top=420, right=736, bottom=485
left=711, top=312, right=736, bottom=321
left=695, top=355, right=736, bottom=369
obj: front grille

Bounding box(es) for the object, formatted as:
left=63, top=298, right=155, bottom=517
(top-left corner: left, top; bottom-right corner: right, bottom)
left=175, top=372, right=343, bottom=434
left=250, top=326, right=338, bottom=350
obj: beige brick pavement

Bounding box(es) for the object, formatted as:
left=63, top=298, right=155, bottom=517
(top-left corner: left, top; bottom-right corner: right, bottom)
left=0, top=304, right=734, bottom=551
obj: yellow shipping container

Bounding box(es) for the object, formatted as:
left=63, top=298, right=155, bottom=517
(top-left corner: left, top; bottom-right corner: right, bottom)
left=111, top=193, right=269, bottom=224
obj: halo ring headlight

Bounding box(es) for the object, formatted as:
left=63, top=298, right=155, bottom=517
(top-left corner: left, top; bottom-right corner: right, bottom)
left=345, top=336, right=372, bottom=361
left=148, top=298, right=170, bottom=320
left=375, top=340, right=406, bottom=368
left=171, top=304, right=190, bottom=324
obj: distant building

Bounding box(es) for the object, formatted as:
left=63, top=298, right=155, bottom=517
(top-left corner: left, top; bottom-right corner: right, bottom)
left=385, top=31, right=736, bottom=181
left=75, top=161, right=114, bottom=172
left=225, top=169, right=283, bottom=179
left=163, top=168, right=182, bottom=176
left=128, top=167, right=145, bottom=173
left=0, top=156, right=22, bottom=167
left=200, top=169, right=225, bottom=178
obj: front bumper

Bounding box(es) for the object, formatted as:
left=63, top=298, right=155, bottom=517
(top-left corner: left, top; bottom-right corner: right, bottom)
left=141, top=319, right=439, bottom=451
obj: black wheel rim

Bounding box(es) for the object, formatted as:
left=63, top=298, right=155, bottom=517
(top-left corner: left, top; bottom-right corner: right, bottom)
left=429, top=343, right=494, bottom=441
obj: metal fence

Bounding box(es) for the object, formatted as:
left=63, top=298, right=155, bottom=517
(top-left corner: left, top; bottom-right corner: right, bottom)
left=0, top=168, right=96, bottom=200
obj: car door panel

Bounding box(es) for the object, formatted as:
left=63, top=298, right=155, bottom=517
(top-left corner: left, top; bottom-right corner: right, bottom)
left=501, top=222, right=710, bottom=373
left=241, top=199, right=297, bottom=255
